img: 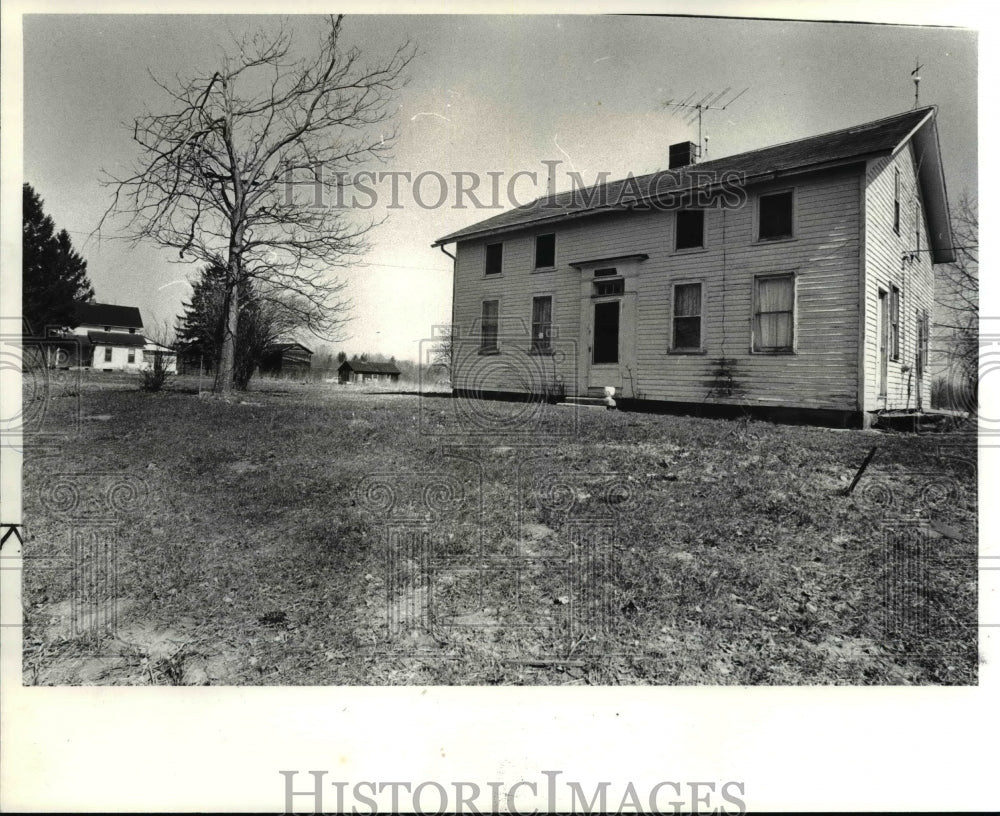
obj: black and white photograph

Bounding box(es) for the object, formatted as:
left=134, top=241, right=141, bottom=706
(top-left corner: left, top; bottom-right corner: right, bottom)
left=0, top=1, right=993, bottom=812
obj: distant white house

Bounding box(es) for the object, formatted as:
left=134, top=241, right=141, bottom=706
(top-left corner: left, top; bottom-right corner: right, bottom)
left=64, top=302, right=177, bottom=373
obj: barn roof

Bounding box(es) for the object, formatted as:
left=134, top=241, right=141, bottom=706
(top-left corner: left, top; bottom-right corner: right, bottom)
left=268, top=342, right=313, bottom=355
left=75, top=302, right=144, bottom=329
left=433, top=106, right=954, bottom=263
left=339, top=360, right=400, bottom=374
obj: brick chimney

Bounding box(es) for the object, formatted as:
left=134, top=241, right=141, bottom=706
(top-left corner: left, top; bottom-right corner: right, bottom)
left=669, top=141, right=699, bottom=169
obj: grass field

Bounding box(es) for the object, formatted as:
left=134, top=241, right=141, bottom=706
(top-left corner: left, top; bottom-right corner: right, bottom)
left=21, top=372, right=978, bottom=685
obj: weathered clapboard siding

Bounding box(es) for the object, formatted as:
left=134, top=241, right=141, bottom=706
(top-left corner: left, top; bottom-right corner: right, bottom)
left=632, top=170, right=861, bottom=408
left=452, top=209, right=660, bottom=394
left=863, top=144, right=935, bottom=413
left=452, top=167, right=863, bottom=410
left=452, top=229, right=584, bottom=394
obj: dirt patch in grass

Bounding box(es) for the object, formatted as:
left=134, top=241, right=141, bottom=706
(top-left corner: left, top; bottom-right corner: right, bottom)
left=21, top=375, right=977, bottom=685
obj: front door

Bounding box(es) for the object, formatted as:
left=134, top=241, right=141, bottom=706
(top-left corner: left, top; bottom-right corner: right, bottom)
left=588, top=299, right=622, bottom=391
left=878, top=289, right=889, bottom=400
left=592, top=301, right=619, bottom=365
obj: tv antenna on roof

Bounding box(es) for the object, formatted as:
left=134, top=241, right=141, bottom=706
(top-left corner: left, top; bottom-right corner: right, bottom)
left=662, top=87, right=748, bottom=159
left=911, top=59, right=923, bottom=107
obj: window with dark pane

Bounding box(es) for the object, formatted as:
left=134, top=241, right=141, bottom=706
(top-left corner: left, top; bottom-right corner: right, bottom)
left=672, top=282, right=702, bottom=350
left=758, top=191, right=793, bottom=240
left=675, top=209, right=705, bottom=250
left=534, top=233, right=556, bottom=268
left=485, top=242, right=503, bottom=275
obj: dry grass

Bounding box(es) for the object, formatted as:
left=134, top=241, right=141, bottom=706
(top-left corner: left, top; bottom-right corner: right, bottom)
left=22, top=372, right=977, bottom=685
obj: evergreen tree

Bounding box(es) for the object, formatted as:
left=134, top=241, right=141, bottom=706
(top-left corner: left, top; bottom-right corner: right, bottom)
left=22, top=183, right=93, bottom=335
left=176, top=263, right=299, bottom=389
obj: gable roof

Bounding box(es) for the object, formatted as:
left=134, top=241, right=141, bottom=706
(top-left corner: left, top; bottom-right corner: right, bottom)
left=433, top=106, right=954, bottom=263
left=338, top=360, right=400, bottom=374
left=75, top=302, right=144, bottom=329
left=268, top=342, right=313, bottom=355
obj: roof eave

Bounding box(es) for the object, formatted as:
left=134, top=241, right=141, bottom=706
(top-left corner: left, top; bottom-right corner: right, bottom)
left=908, top=112, right=955, bottom=264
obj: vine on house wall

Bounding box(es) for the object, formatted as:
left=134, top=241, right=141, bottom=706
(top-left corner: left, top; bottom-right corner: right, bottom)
left=704, top=357, right=746, bottom=401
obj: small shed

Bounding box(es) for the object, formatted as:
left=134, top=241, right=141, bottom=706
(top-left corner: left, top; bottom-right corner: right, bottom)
left=260, top=342, right=313, bottom=377
left=337, top=360, right=401, bottom=384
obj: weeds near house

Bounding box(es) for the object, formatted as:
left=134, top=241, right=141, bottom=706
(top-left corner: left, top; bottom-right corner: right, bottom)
left=139, top=353, right=172, bottom=392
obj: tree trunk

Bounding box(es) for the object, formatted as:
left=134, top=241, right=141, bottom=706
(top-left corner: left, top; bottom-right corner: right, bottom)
left=213, top=245, right=242, bottom=394
left=213, top=286, right=238, bottom=394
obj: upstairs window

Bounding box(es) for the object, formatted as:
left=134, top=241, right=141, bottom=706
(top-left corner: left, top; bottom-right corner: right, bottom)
left=672, top=282, right=703, bottom=350
left=893, top=168, right=901, bottom=235
left=531, top=296, right=553, bottom=354
left=758, top=191, right=794, bottom=241
left=753, top=274, right=795, bottom=352
left=675, top=210, right=705, bottom=250
left=485, top=242, right=503, bottom=275
left=534, top=233, right=556, bottom=269
left=480, top=300, right=499, bottom=353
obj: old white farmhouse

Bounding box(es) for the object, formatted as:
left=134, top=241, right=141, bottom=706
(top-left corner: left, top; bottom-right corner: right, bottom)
left=68, top=302, right=177, bottom=373
left=433, top=106, right=954, bottom=427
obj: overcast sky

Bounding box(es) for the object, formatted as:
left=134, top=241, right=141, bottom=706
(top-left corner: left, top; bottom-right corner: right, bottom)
left=22, top=12, right=977, bottom=361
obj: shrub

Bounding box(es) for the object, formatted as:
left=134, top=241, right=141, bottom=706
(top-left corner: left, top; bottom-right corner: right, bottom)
left=140, top=352, right=172, bottom=392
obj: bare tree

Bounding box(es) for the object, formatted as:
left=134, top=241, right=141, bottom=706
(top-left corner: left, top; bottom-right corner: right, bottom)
left=101, top=15, right=415, bottom=393
left=935, top=193, right=978, bottom=406
left=429, top=325, right=454, bottom=384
